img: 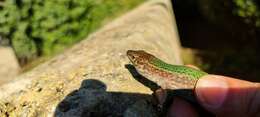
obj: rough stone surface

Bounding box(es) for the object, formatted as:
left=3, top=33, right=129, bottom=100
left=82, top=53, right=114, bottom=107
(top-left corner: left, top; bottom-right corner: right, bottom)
left=0, top=0, right=182, bottom=116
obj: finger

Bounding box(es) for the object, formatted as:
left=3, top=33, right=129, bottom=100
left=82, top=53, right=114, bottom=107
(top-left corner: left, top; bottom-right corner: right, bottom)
left=195, top=75, right=260, bottom=117
left=185, top=64, right=200, bottom=70
left=167, top=97, right=199, bottom=117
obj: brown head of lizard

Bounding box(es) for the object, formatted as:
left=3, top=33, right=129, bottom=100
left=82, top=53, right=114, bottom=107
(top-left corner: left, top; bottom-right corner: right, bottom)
left=126, top=50, right=170, bottom=86
left=127, top=50, right=154, bottom=67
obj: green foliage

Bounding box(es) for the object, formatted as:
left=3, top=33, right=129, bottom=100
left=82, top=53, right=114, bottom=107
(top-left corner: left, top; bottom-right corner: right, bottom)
left=198, top=0, right=260, bottom=27
left=0, top=0, right=144, bottom=65
left=12, top=22, right=37, bottom=60
left=233, top=0, right=260, bottom=27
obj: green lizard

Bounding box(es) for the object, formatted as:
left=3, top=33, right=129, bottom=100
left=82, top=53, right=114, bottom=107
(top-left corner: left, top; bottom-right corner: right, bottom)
left=126, top=50, right=211, bottom=115
left=127, top=50, right=207, bottom=89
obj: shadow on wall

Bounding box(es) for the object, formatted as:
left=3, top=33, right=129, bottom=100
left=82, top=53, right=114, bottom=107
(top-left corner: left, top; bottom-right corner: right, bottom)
left=54, top=79, right=158, bottom=117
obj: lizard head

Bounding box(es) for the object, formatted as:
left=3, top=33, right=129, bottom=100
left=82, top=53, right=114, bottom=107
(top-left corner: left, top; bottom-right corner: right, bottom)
left=126, top=50, right=154, bottom=67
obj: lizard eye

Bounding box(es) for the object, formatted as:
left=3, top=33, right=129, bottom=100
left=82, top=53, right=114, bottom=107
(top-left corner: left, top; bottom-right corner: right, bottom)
left=131, top=56, right=136, bottom=60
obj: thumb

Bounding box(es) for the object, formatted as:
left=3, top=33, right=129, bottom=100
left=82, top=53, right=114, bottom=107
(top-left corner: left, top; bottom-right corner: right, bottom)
left=195, top=75, right=260, bottom=117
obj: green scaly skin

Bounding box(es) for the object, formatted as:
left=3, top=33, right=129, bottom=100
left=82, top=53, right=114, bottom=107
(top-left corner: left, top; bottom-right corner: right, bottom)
left=127, top=50, right=211, bottom=116
left=151, top=58, right=207, bottom=80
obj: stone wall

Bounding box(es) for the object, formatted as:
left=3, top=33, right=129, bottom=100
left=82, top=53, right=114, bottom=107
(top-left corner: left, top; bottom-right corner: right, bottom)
left=0, top=0, right=182, bottom=116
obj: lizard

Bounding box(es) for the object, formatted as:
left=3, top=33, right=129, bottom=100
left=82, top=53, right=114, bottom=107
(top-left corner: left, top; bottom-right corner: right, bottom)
left=126, top=50, right=211, bottom=116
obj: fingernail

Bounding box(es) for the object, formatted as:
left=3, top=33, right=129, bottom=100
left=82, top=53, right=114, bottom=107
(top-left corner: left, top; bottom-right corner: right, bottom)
left=196, top=75, right=228, bottom=109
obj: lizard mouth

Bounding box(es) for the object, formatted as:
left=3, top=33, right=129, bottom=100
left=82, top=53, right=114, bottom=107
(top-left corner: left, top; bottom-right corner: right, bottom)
left=127, top=55, right=135, bottom=65
left=126, top=50, right=136, bottom=62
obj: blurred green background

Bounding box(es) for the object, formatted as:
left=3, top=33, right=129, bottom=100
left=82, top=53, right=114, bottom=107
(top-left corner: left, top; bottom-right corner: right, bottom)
left=0, top=0, right=145, bottom=66
left=0, top=0, right=259, bottom=81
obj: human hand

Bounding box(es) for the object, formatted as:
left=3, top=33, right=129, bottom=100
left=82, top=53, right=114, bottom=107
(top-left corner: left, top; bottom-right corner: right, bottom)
left=166, top=75, right=260, bottom=117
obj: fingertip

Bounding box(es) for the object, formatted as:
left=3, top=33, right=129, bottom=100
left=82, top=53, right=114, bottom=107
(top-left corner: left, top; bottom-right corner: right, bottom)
left=195, top=75, right=228, bottom=110
left=195, top=75, right=260, bottom=116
